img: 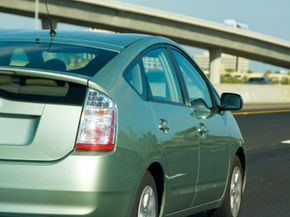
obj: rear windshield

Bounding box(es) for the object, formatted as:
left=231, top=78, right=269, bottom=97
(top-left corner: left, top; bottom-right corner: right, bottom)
left=0, top=41, right=118, bottom=77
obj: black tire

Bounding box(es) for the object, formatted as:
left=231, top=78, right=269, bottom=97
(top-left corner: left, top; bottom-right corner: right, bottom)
left=208, top=156, right=244, bottom=217
left=131, top=171, right=158, bottom=217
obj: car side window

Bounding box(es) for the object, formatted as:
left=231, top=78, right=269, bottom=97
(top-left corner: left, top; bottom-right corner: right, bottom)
left=124, top=62, right=145, bottom=97
left=141, top=48, right=183, bottom=104
left=172, top=50, right=213, bottom=108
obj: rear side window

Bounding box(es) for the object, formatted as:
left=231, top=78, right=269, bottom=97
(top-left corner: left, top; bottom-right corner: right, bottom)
left=124, top=63, right=146, bottom=97
left=0, top=41, right=117, bottom=77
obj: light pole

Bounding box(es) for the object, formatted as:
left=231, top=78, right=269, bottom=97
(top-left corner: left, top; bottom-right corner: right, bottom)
left=34, top=0, right=39, bottom=29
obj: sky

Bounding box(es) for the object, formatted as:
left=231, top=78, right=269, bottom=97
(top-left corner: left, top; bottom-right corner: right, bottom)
left=0, top=0, right=289, bottom=71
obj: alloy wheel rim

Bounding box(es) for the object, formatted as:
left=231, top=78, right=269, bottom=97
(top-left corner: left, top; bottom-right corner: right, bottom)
left=230, top=166, right=242, bottom=217
left=137, top=185, right=157, bottom=217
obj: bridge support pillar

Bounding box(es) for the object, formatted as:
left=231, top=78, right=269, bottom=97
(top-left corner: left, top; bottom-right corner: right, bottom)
left=41, top=19, right=58, bottom=30
left=209, top=48, right=222, bottom=84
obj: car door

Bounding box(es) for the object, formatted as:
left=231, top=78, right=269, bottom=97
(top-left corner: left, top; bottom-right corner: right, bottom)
left=130, top=47, right=200, bottom=213
left=171, top=48, right=231, bottom=205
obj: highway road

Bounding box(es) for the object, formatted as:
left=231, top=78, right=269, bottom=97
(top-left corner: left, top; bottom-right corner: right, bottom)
left=192, top=110, right=290, bottom=217
left=237, top=111, right=290, bottom=217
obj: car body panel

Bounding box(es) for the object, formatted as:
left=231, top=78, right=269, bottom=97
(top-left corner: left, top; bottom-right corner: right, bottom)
left=0, top=99, right=82, bottom=161
left=193, top=111, right=231, bottom=205
left=148, top=102, right=199, bottom=213
left=0, top=148, right=145, bottom=217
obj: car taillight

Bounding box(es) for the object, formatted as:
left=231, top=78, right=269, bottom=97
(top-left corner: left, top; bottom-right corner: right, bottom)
left=75, top=89, right=117, bottom=151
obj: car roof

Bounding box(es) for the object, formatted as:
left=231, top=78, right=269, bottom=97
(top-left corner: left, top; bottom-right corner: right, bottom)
left=0, top=29, right=152, bottom=51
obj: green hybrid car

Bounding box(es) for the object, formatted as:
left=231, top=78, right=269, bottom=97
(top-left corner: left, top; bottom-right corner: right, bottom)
left=0, top=30, right=246, bottom=217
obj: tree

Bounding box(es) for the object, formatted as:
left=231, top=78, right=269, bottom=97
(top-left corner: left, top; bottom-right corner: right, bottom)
left=265, top=70, right=273, bottom=78
left=220, top=74, right=243, bottom=84
left=269, top=77, right=279, bottom=85
left=225, top=68, right=235, bottom=73
left=280, top=77, right=289, bottom=85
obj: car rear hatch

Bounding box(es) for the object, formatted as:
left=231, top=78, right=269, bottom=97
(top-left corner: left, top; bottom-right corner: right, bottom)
left=0, top=37, right=119, bottom=161
left=0, top=68, right=88, bottom=161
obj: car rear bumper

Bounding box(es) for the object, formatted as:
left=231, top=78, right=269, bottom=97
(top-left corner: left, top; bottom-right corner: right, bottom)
left=0, top=150, right=140, bottom=217
left=0, top=189, right=129, bottom=217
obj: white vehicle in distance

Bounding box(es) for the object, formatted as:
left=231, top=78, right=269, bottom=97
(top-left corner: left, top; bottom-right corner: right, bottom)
left=224, top=19, right=249, bottom=30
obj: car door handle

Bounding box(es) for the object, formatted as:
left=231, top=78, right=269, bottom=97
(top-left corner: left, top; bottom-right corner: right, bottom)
left=197, top=123, right=208, bottom=139
left=159, top=119, right=170, bottom=133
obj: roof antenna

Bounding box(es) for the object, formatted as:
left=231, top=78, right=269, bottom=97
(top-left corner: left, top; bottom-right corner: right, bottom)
left=44, top=0, right=56, bottom=37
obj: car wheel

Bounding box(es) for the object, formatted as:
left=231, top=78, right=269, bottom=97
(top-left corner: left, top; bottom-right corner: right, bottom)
left=132, top=171, right=158, bottom=217
left=209, top=156, right=243, bottom=217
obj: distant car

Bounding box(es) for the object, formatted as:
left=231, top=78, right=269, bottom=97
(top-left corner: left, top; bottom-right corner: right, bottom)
left=0, top=30, right=246, bottom=217
left=246, top=77, right=271, bottom=84
left=224, top=19, right=249, bottom=30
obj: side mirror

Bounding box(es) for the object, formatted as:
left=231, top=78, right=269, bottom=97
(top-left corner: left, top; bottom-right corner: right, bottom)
left=220, top=93, right=243, bottom=111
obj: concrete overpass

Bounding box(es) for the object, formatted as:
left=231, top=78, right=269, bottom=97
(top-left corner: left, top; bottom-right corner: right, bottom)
left=0, top=0, right=290, bottom=84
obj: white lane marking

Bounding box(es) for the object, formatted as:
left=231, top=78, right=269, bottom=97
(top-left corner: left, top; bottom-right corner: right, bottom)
left=281, top=140, right=290, bottom=144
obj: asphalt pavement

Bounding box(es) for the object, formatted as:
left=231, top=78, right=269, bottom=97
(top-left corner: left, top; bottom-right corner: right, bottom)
left=237, top=111, right=290, bottom=217
left=192, top=111, right=290, bottom=217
